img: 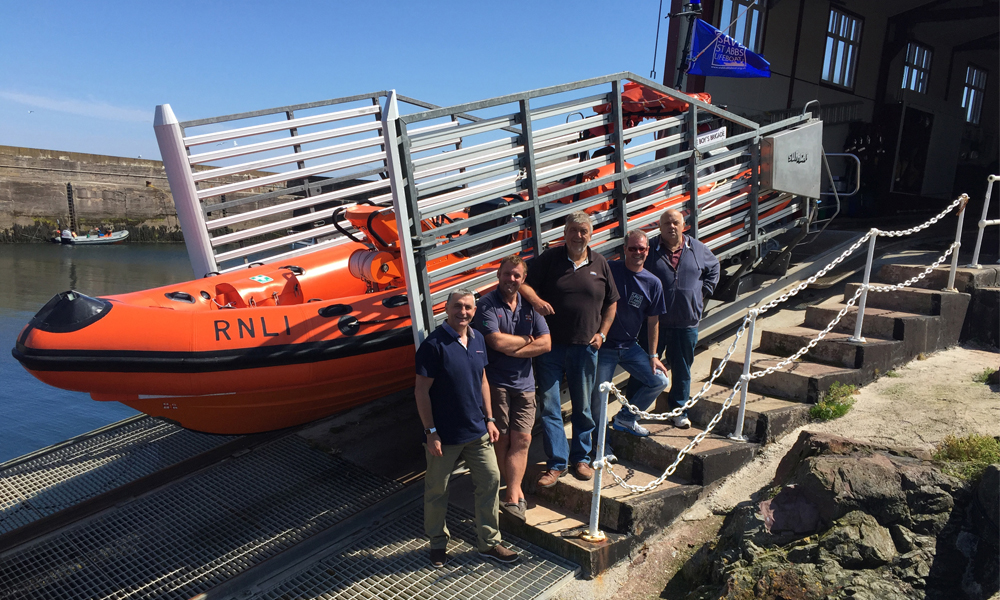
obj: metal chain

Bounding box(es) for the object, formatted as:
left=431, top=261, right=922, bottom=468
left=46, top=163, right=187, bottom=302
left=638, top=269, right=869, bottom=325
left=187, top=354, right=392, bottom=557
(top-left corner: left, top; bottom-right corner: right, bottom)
left=867, top=242, right=958, bottom=292
left=875, top=197, right=964, bottom=238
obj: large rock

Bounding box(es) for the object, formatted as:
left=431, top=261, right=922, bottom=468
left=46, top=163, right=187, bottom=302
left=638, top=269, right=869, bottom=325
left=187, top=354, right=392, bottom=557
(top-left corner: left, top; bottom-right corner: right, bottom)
left=680, top=432, right=995, bottom=600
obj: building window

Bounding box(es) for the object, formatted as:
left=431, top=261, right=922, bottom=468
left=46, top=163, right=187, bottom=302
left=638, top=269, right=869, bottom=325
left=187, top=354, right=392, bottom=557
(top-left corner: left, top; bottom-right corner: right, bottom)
left=901, top=42, right=932, bottom=94
left=718, top=0, right=765, bottom=53
left=962, top=65, right=988, bottom=125
left=822, top=8, right=863, bottom=89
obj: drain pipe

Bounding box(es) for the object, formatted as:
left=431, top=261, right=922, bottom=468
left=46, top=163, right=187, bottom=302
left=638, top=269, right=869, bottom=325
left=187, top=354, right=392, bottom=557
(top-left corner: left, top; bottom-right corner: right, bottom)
left=849, top=230, right=878, bottom=343
left=945, top=194, right=970, bottom=292
left=581, top=382, right=611, bottom=543
left=969, top=176, right=998, bottom=269
left=728, top=310, right=757, bottom=442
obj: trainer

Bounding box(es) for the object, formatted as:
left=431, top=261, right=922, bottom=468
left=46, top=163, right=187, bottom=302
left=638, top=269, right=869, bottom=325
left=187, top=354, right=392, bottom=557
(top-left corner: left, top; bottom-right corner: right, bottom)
left=635, top=209, right=720, bottom=428
left=519, top=211, right=619, bottom=486
left=415, top=289, right=519, bottom=568
left=592, top=230, right=669, bottom=452
left=474, top=256, right=551, bottom=521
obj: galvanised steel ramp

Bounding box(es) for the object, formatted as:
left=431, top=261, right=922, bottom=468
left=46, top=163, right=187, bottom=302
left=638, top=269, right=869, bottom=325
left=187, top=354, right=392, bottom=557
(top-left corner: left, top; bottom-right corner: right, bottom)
left=0, top=419, right=576, bottom=600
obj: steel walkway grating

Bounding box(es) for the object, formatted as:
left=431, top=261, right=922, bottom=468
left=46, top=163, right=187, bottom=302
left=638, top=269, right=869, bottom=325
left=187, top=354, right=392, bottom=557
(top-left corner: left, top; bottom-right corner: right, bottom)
left=0, top=416, right=237, bottom=536
left=0, top=435, right=403, bottom=600
left=257, top=504, right=577, bottom=600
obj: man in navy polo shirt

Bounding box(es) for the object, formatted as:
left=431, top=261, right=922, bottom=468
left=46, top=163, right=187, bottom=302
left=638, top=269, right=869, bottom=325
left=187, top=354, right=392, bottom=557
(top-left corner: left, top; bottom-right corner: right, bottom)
left=591, top=230, right=669, bottom=459
left=415, top=289, right=519, bottom=568
left=474, top=256, right=551, bottom=521
left=632, top=209, right=720, bottom=428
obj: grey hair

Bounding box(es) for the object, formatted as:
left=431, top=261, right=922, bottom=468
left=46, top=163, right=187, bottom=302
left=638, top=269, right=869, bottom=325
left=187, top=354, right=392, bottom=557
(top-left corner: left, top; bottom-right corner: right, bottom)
left=447, top=288, right=476, bottom=305
left=625, top=229, right=648, bottom=244
left=564, top=211, right=593, bottom=229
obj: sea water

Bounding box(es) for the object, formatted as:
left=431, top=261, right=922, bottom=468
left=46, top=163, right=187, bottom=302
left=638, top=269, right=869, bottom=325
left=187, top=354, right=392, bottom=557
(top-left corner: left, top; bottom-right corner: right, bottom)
left=0, top=243, right=194, bottom=463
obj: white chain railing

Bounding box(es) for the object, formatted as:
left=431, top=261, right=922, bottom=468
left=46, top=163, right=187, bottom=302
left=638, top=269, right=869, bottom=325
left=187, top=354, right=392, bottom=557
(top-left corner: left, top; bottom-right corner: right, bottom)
left=581, top=196, right=969, bottom=530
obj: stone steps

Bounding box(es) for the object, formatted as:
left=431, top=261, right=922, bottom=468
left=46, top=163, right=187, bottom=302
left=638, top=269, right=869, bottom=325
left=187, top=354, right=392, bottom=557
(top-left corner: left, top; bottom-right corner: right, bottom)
left=759, top=325, right=899, bottom=371
left=686, top=388, right=811, bottom=444
left=713, top=350, right=866, bottom=403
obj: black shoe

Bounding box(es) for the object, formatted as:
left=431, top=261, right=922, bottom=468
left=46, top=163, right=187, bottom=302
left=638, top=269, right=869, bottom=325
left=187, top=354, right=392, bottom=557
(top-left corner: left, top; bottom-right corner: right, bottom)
left=501, top=501, right=527, bottom=521
left=479, top=544, right=519, bottom=564
left=430, top=548, right=448, bottom=568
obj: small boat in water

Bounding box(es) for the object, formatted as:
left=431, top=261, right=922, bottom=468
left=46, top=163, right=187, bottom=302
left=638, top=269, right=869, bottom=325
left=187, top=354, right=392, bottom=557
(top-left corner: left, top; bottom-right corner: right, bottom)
left=53, top=229, right=130, bottom=245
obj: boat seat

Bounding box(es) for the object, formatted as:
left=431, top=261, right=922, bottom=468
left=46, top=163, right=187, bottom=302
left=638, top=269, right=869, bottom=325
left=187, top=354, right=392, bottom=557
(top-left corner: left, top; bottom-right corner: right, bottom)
left=214, top=270, right=303, bottom=309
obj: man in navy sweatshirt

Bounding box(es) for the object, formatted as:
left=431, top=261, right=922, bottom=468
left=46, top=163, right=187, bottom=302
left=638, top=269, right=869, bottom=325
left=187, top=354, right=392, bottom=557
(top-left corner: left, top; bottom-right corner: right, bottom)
left=634, top=209, right=720, bottom=428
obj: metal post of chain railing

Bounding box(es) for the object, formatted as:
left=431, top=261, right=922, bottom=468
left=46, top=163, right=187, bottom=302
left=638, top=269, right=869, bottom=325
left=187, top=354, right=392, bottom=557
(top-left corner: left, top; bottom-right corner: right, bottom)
left=728, top=309, right=756, bottom=442
left=581, top=382, right=611, bottom=543
left=945, top=194, right=970, bottom=292
left=969, top=176, right=998, bottom=269
left=849, top=229, right=879, bottom=343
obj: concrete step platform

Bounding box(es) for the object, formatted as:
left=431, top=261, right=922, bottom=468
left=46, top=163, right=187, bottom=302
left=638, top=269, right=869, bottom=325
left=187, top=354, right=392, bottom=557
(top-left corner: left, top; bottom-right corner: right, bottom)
left=528, top=458, right=699, bottom=536
left=714, top=351, right=866, bottom=403
left=803, top=298, right=940, bottom=356
left=876, top=264, right=1000, bottom=294
left=844, top=282, right=947, bottom=315
left=687, top=388, right=811, bottom=443
left=759, top=324, right=899, bottom=371
left=603, top=422, right=757, bottom=486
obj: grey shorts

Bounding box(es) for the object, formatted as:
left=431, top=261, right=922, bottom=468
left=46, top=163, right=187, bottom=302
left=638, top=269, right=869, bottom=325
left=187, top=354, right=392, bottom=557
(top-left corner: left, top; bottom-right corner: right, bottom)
left=489, top=385, right=536, bottom=434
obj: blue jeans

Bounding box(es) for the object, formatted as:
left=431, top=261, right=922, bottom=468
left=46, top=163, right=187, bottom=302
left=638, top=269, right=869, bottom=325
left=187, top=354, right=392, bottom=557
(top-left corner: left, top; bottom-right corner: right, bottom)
left=592, top=342, right=670, bottom=425
left=628, top=326, right=698, bottom=417
left=593, top=342, right=669, bottom=458
left=535, top=343, right=598, bottom=471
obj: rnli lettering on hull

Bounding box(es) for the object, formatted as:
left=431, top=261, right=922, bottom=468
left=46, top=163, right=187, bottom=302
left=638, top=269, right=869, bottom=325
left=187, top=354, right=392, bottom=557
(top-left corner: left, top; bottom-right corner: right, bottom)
left=214, top=316, right=292, bottom=341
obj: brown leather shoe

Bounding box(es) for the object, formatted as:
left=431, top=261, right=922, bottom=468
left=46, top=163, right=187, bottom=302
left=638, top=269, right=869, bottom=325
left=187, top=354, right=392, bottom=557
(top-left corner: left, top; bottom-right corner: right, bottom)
left=537, top=468, right=566, bottom=488
left=572, top=462, right=594, bottom=481
left=479, top=544, right=519, bottom=564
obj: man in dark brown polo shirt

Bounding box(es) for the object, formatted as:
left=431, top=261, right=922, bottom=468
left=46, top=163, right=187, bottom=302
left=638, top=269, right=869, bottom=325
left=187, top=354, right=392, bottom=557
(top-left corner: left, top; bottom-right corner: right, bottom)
left=519, top=211, right=618, bottom=486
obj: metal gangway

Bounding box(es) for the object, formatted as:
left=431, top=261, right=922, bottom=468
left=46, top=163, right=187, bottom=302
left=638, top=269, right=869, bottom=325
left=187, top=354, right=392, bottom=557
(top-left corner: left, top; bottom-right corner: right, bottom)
left=154, top=72, right=838, bottom=347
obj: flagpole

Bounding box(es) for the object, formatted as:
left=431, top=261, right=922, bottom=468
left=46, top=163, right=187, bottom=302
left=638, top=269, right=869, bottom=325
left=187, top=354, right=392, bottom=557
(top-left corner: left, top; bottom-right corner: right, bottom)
left=673, top=0, right=703, bottom=90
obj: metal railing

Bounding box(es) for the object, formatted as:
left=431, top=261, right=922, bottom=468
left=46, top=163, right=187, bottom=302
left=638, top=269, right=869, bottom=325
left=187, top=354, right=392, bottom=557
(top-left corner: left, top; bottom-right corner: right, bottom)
left=386, top=72, right=816, bottom=345
left=154, top=92, right=483, bottom=277
left=969, top=174, right=1000, bottom=269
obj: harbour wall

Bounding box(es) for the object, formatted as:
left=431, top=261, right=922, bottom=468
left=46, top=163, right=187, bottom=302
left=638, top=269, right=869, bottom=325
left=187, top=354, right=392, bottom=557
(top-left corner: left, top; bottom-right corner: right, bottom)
left=0, top=146, right=296, bottom=243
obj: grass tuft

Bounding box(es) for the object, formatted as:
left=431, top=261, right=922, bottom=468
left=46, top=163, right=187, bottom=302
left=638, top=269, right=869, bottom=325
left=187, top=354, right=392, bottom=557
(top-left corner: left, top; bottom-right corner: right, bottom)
left=973, top=367, right=998, bottom=384
left=933, top=433, right=1000, bottom=481
left=885, top=370, right=902, bottom=378
left=810, top=381, right=857, bottom=421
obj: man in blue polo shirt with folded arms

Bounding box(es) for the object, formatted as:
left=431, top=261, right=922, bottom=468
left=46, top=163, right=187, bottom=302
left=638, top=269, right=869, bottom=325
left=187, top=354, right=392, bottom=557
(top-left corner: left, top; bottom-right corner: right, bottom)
left=415, top=289, right=519, bottom=568
left=592, top=230, right=669, bottom=458
left=475, top=256, right=551, bottom=522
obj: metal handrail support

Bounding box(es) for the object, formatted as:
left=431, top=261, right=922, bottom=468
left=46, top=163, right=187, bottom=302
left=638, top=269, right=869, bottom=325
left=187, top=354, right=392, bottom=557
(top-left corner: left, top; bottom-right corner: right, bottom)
left=581, top=382, right=611, bottom=544
left=848, top=230, right=878, bottom=343
left=968, top=175, right=999, bottom=269
left=945, top=194, right=970, bottom=291
left=728, top=310, right=756, bottom=442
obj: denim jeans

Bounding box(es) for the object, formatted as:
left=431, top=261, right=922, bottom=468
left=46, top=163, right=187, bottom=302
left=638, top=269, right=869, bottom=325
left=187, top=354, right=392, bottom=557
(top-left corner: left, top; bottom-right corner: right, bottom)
left=592, top=342, right=670, bottom=425
left=593, top=342, right=669, bottom=458
left=627, top=326, right=698, bottom=417
left=535, top=343, right=598, bottom=471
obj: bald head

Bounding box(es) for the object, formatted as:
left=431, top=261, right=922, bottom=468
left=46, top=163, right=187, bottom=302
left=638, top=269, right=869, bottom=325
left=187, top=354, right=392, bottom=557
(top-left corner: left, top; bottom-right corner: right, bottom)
left=659, top=209, right=685, bottom=250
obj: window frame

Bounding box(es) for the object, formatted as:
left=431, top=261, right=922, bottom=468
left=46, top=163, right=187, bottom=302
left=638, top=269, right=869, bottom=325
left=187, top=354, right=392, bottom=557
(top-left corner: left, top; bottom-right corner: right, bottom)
left=961, top=63, right=988, bottom=125
left=717, top=0, right=767, bottom=54
left=901, top=41, right=933, bottom=94
left=821, top=6, right=864, bottom=91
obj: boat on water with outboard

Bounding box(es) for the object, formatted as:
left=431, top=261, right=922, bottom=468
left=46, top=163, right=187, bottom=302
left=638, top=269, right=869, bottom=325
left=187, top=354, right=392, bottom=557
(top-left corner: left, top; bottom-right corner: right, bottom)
left=53, top=229, right=130, bottom=245
left=12, top=79, right=816, bottom=434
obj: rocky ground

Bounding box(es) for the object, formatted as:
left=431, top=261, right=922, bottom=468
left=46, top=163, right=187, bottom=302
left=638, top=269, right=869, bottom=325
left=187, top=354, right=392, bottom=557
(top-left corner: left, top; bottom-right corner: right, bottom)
left=552, top=343, right=999, bottom=600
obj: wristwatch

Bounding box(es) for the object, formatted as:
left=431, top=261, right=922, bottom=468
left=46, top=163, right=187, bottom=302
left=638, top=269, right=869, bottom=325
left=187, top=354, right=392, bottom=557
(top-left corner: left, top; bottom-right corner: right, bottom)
left=649, top=353, right=658, bottom=358
left=424, top=427, right=437, bottom=435
left=599, top=332, right=606, bottom=342
left=486, top=417, right=496, bottom=423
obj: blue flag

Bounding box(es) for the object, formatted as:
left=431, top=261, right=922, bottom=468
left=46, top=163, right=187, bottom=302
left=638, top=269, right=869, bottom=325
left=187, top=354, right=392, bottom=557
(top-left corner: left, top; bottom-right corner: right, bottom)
left=687, top=19, right=770, bottom=78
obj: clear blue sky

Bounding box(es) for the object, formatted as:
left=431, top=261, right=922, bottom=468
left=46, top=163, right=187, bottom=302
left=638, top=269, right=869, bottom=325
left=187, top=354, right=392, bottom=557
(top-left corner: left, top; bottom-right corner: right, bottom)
left=1, top=1, right=674, bottom=160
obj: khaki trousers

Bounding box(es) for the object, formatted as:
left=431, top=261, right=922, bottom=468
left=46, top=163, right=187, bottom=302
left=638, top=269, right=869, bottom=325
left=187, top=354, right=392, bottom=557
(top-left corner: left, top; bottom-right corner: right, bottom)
left=424, top=433, right=501, bottom=552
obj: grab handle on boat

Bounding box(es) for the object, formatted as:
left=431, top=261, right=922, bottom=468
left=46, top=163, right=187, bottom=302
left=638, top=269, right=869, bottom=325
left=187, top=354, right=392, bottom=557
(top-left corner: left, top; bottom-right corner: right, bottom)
left=280, top=265, right=304, bottom=276
left=333, top=207, right=366, bottom=244
left=366, top=209, right=392, bottom=249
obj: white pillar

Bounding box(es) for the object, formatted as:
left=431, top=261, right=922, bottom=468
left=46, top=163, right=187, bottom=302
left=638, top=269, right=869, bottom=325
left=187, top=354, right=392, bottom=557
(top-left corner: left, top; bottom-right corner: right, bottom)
left=582, top=382, right=610, bottom=543
left=728, top=310, right=756, bottom=442
left=969, top=177, right=997, bottom=269
left=154, top=104, right=218, bottom=278
left=849, top=230, right=878, bottom=343
left=945, top=194, right=969, bottom=292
